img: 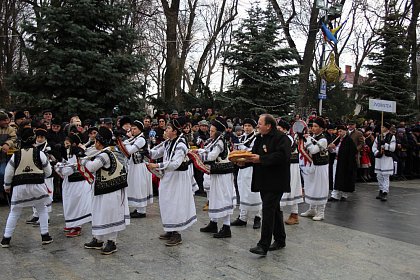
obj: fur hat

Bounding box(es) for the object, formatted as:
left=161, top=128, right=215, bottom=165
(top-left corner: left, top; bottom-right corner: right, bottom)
left=131, top=120, right=144, bottom=131
left=14, top=111, right=26, bottom=120
left=170, top=117, right=186, bottom=133
left=277, top=119, right=290, bottom=131
left=21, top=128, right=36, bottom=146
left=313, top=117, right=326, bottom=129
left=243, top=118, right=257, bottom=128
left=96, top=127, right=113, bottom=146
left=211, top=117, right=227, bottom=132
left=35, top=125, right=48, bottom=137
left=119, top=116, right=132, bottom=128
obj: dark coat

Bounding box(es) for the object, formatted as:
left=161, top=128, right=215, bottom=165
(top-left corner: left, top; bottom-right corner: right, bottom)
left=251, top=129, right=291, bottom=194
left=334, top=134, right=357, bottom=192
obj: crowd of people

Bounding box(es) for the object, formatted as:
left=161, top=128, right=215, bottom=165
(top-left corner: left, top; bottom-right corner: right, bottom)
left=0, top=107, right=419, bottom=256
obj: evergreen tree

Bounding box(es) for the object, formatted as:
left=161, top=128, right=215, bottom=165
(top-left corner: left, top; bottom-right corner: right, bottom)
left=364, top=1, right=414, bottom=120
left=220, top=4, right=298, bottom=117
left=9, top=0, right=146, bottom=119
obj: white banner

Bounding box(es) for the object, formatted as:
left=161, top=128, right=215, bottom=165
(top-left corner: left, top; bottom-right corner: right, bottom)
left=368, top=99, right=397, bottom=113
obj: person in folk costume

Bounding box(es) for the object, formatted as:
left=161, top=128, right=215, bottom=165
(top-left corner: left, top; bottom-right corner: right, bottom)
left=83, top=126, right=99, bottom=157
left=1, top=128, right=53, bottom=248
left=148, top=117, right=197, bottom=246
left=300, top=117, right=329, bottom=221
left=277, top=119, right=303, bottom=225
left=372, top=122, right=396, bottom=201
left=328, top=125, right=357, bottom=201
left=81, top=127, right=130, bottom=255
left=27, top=126, right=55, bottom=226
left=198, top=117, right=236, bottom=238
left=230, top=118, right=262, bottom=229
left=113, top=117, right=131, bottom=169
left=123, top=120, right=153, bottom=218
left=58, top=133, right=92, bottom=238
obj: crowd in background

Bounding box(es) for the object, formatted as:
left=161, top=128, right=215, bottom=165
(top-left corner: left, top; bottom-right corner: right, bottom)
left=1, top=107, right=420, bottom=204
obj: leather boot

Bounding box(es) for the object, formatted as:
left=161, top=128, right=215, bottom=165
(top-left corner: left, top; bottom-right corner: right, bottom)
left=200, top=221, right=218, bottom=233
left=285, top=213, right=299, bottom=225
left=213, top=225, right=232, bottom=238
left=252, top=216, right=261, bottom=229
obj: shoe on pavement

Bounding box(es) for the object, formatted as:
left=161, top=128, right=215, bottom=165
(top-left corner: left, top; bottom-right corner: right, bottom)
left=213, top=225, right=231, bottom=238
left=285, top=213, right=299, bottom=225
left=231, top=217, right=247, bottom=226
left=249, top=245, right=267, bottom=256
left=268, top=240, right=285, bottom=251
left=84, top=238, right=104, bottom=249
left=253, top=216, right=261, bottom=229
left=200, top=221, right=218, bottom=233
left=376, top=190, right=383, bottom=199
left=1, top=237, right=11, bottom=248
left=66, top=227, right=81, bottom=238
left=26, top=216, right=39, bottom=225
left=159, top=232, right=173, bottom=240
left=381, top=192, right=388, bottom=201
left=101, top=240, right=117, bottom=255
left=301, top=208, right=317, bottom=217
left=165, top=233, right=182, bottom=247
left=41, top=233, right=53, bottom=245
left=130, top=210, right=146, bottom=218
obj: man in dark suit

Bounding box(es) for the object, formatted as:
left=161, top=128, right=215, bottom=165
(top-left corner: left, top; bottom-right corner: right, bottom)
left=348, top=119, right=365, bottom=166
left=246, top=114, right=291, bottom=256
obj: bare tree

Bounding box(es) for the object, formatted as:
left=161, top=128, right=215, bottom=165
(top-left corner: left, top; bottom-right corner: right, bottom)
left=187, top=0, right=238, bottom=96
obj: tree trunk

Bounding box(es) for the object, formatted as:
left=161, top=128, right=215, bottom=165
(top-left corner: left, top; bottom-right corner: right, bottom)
left=407, top=0, right=419, bottom=108
left=297, top=0, right=319, bottom=108
left=161, top=0, right=180, bottom=103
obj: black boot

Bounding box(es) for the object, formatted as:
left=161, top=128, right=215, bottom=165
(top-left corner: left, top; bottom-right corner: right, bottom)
left=252, top=216, right=261, bottom=229
left=213, top=225, right=231, bottom=238
left=381, top=192, right=388, bottom=201
left=376, top=190, right=383, bottom=199
left=200, top=221, right=218, bottom=233
left=231, top=217, right=247, bottom=226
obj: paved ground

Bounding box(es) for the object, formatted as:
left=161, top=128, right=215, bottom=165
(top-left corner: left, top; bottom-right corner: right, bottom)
left=0, top=179, right=419, bottom=280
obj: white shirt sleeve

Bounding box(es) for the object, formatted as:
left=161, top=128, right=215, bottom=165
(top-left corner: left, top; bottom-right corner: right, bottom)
left=3, top=155, right=15, bottom=190
left=84, top=152, right=110, bottom=172
left=305, top=137, right=327, bottom=155
left=149, top=143, right=165, bottom=160
left=124, top=137, right=146, bottom=155
left=40, top=152, right=52, bottom=178
left=157, top=142, right=188, bottom=172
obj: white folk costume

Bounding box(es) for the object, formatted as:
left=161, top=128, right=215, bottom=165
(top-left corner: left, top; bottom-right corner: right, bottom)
left=31, top=140, right=54, bottom=221
left=281, top=135, right=303, bottom=224
left=301, top=131, right=329, bottom=221
left=82, top=128, right=130, bottom=255
left=235, top=131, right=262, bottom=223
left=124, top=133, right=153, bottom=216
left=2, top=130, right=53, bottom=247
left=149, top=134, right=197, bottom=233
left=199, top=117, right=236, bottom=239
left=60, top=154, right=92, bottom=231
left=372, top=128, right=396, bottom=200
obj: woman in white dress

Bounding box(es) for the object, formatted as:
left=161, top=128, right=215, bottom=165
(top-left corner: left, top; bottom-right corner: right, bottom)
left=148, top=118, right=197, bottom=246
left=198, top=117, right=236, bottom=238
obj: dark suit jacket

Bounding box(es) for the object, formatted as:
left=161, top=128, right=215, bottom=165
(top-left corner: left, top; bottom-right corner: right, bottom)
left=251, top=129, right=291, bottom=194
